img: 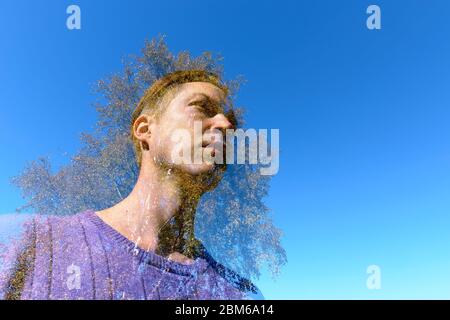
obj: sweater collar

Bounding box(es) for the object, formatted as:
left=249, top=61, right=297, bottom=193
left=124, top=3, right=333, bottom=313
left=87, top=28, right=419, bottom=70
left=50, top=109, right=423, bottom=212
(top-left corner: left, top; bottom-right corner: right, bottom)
left=83, top=209, right=210, bottom=277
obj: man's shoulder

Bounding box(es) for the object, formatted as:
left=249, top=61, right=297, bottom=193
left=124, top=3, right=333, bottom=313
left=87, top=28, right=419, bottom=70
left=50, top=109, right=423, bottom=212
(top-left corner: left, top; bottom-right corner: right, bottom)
left=0, top=209, right=98, bottom=256
left=0, top=209, right=95, bottom=260
left=30, top=209, right=93, bottom=229
left=208, top=260, right=264, bottom=300
left=196, top=244, right=264, bottom=300
left=34, top=210, right=99, bottom=246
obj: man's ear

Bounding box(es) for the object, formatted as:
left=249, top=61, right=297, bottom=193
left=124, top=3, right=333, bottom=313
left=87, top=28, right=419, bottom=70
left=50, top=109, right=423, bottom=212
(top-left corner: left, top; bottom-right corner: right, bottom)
left=133, top=114, right=155, bottom=150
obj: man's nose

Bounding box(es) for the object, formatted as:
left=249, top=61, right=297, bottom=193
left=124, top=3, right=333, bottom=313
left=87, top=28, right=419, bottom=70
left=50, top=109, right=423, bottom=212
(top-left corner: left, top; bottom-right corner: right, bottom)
left=207, top=113, right=234, bottom=131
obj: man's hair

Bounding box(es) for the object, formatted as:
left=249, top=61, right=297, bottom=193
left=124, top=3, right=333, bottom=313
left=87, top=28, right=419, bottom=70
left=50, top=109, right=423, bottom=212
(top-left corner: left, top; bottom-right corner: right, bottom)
left=131, top=70, right=230, bottom=167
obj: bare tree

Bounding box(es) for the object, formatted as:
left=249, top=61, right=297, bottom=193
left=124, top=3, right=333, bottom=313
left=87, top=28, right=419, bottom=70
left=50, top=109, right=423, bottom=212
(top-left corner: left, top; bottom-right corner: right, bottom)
left=11, top=36, right=286, bottom=281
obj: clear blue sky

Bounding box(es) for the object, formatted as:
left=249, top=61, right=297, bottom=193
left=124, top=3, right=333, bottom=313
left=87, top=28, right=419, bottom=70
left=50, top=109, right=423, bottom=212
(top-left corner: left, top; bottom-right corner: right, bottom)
left=1, top=0, right=450, bottom=299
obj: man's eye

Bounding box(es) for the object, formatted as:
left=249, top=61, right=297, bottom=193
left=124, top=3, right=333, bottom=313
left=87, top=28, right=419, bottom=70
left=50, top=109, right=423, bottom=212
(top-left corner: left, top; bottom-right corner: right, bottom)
left=192, top=106, right=207, bottom=115
left=190, top=101, right=213, bottom=114
left=189, top=101, right=205, bottom=109
left=188, top=100, right=220, bottom=117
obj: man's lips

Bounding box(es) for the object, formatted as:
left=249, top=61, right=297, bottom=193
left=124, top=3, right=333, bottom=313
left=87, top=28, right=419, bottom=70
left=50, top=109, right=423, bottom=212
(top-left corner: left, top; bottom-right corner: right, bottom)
left=201, top=136, right=224, bottom=148
left=201, top=139, right=225, bottom=157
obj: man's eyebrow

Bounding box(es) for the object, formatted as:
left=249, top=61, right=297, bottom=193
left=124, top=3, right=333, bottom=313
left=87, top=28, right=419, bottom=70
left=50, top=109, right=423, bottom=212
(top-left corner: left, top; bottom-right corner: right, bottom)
left=188, top=93, right=224, bottom=111
left=188, top=93, right=219, bottom=103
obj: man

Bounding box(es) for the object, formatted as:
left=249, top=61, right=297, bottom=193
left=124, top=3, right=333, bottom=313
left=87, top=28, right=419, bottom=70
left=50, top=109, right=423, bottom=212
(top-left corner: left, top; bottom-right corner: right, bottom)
left=0, top=70, right=263, bottom=300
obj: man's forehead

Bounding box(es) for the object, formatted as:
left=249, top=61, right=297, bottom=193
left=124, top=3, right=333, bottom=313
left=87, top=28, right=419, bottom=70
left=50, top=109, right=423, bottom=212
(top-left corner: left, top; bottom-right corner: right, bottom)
left=179, top=82, right=226, bottom=101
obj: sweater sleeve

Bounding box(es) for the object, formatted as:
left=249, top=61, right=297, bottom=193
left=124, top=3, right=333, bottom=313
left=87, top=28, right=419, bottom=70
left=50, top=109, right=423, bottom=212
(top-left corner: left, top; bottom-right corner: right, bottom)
left=0, top=215, right=35, bottom=300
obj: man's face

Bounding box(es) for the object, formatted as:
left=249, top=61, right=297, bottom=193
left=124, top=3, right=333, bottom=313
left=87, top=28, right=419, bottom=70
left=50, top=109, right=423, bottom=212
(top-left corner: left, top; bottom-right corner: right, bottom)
left=149, top=81, right=233, bottom=176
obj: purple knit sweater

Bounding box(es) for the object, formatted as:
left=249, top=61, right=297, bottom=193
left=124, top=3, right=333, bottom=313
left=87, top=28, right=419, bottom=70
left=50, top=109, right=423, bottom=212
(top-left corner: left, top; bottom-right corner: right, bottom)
left=0, top=210, right=262, bottom=300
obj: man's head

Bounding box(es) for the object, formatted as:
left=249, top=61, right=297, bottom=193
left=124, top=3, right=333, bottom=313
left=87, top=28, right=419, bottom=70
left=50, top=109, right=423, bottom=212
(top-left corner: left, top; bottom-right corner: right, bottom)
left=131, top=70, right=236, bottom=183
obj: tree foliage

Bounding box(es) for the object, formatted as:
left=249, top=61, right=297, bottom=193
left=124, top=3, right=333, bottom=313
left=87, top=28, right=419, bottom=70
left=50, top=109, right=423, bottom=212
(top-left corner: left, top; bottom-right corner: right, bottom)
left=11, top=36, right=286, bottom=280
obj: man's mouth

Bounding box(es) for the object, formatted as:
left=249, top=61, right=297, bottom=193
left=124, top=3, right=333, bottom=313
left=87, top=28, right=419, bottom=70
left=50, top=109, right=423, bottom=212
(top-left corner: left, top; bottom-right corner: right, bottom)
left=202, top=140, right=224, bottom=150
left=201, top=138, right=225, bottom=158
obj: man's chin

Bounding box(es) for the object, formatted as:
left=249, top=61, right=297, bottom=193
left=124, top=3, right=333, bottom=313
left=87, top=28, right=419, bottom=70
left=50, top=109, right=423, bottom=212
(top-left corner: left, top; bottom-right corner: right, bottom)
left=173, top=162, right=225, bottom=191
left=181, top=162, right=218, bottom=176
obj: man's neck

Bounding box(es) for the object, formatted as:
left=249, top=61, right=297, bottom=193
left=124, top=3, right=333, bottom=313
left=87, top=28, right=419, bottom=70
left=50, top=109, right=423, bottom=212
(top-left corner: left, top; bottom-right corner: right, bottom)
left=96, top=158, right=199, bottom=259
